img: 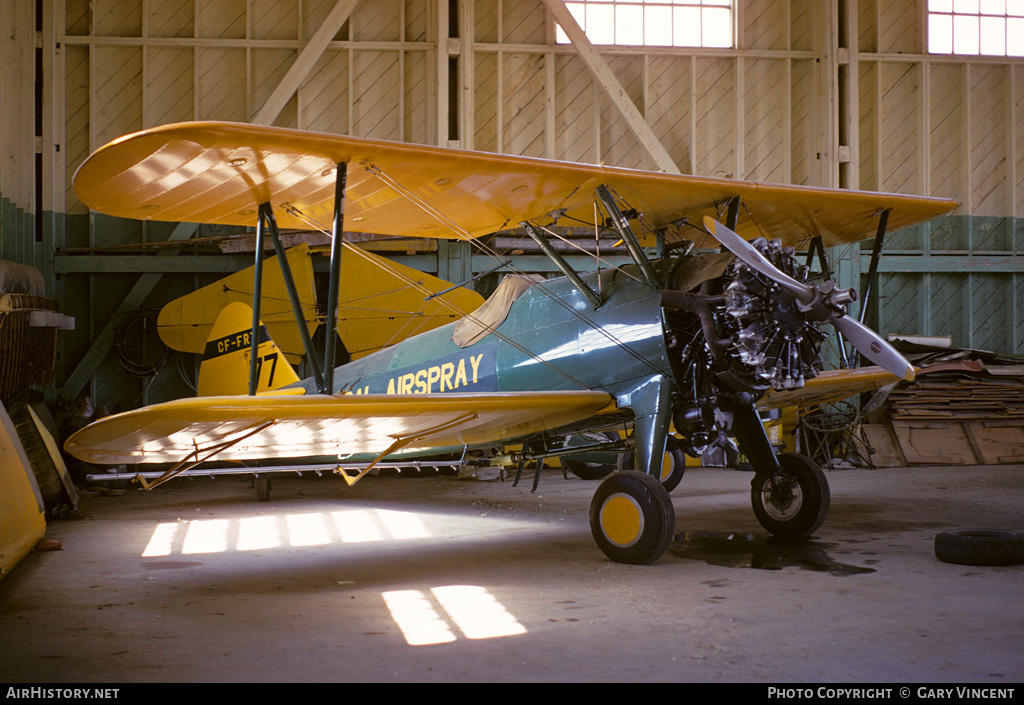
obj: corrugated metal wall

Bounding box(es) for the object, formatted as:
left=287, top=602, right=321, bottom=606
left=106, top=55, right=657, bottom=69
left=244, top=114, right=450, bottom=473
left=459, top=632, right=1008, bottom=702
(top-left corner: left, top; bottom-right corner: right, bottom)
left=0, top=0, right=1020, bottom=412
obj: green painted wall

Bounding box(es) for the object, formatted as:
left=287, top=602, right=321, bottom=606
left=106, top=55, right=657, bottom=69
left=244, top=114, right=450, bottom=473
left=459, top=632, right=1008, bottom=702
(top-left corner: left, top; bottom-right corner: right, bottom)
left=2, top=200, right=1022, bottom=413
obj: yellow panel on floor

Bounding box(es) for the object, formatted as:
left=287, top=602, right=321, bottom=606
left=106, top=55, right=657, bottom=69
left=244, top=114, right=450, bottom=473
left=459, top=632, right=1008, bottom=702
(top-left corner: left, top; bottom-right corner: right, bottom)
left=0, top=401, right=46, bottom=581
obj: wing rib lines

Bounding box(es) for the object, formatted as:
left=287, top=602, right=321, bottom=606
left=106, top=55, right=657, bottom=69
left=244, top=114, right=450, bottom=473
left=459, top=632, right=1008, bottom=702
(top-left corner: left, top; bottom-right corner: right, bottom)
left=138, top=420, right=275, bottom=491
left=338, top=412, right=479, bottom=487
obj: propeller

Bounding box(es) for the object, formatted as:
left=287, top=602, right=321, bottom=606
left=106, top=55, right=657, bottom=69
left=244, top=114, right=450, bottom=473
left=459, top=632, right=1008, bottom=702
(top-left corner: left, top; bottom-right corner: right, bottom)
left=703, top=215, right=915, bottom=382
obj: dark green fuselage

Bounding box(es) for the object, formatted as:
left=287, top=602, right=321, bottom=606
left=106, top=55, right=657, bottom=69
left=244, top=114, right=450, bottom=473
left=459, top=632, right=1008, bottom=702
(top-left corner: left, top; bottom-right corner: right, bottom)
left=292, top=262, right=678, bottom=475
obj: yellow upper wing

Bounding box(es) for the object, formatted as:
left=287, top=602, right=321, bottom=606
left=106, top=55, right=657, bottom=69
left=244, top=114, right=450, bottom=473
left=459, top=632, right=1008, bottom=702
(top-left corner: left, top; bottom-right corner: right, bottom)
left=64, top=391, right=617, bottom=465
left=74, top=121, right=958, bottom=249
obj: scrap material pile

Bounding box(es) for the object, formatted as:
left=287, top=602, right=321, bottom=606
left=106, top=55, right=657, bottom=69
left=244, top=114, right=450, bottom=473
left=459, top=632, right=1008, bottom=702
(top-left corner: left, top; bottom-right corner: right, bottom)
left=0, top=260, right=74, bottom=401
left=864, top=343, right=1024, bottom=466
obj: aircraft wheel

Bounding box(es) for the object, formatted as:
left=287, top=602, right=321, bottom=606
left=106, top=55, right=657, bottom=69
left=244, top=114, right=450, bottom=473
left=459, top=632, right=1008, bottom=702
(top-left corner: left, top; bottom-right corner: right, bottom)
left=256, top=475, right=271, bottom=502
left=750, top=453, right=829, bottom=537
left=562, top=431, right=619, bottom=480
left=590, top=471, right=675, bottom=565
left=617, top=447, right=686, bottom=492
left=563, top=458, right=615, bottom=480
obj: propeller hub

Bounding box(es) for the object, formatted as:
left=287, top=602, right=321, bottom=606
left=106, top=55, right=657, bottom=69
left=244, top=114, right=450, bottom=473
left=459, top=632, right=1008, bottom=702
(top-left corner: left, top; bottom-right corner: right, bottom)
left=704, top=215, right=917, bottom=383
left=722, top=251, right=826, bottom=391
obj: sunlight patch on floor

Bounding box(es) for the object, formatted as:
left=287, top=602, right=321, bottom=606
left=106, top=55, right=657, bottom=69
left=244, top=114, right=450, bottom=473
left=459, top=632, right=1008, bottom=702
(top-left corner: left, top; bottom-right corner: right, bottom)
left=382, top=586, right=527, bottom=646
left=141, top=508, right=433, bottom=557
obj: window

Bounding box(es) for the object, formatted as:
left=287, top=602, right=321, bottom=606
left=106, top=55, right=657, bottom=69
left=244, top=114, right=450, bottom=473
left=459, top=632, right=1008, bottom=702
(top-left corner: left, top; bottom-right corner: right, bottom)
left=927, top=0, right=1024, bottom=56
left=555, top=0, right=734, bottom=48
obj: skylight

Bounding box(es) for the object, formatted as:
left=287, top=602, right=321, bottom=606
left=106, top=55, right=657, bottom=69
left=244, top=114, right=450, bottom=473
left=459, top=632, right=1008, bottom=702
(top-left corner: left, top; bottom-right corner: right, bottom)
left=927, top=0, right=1024, bottom=56
left=555, top=0, right=735, bottom=48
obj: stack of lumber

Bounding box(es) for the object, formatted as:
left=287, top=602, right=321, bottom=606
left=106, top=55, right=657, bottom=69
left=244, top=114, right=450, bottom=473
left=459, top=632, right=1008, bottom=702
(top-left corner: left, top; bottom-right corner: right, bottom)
left=863, top=353, right=1024, bottom=466
left=888, top=360, right=1024, bottom=420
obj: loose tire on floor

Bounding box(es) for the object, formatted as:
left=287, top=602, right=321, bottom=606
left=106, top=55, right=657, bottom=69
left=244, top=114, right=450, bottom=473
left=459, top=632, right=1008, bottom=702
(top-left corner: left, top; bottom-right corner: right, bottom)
left=616, top=447, right=686, bottom=492
left=590, top=471, right=675, bottom=565
left=751, top=452, right=829, bottom=537
left=934, top=530, right=1024, bottom=566
left=9, top=403, right=68, bottom=504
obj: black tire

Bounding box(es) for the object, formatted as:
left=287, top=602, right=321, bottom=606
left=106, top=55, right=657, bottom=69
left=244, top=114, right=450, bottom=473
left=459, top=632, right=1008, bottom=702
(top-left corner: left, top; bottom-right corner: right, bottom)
left=256, top=475, right=271, bottom=502
left=934, top=530, right=1024, bottom=566
left=590, top=471, right=675, bottom=565
left=562, top=431, right=619, bottom=480
left=563, top=458, right=616, bottom=480
left=751, top=452, right=829, bottom=537
left=9, top=403, right=65, bottom=503
left=617, top=447, right=686, bottom=492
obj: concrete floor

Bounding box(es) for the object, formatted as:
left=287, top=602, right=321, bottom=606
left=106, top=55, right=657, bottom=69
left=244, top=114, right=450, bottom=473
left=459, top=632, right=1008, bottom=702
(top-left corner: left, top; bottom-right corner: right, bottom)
left=0, top=463, right=1021, bottom=683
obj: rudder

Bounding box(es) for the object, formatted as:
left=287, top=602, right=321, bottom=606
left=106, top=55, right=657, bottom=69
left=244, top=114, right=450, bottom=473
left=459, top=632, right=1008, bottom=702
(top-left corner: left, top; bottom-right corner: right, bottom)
left=198, top=302, right=301, bottom=396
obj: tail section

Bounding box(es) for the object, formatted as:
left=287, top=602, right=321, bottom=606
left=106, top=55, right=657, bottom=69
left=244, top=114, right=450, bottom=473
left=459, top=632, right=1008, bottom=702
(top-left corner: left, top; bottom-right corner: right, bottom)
left=198, top=302, right=301, bottom=396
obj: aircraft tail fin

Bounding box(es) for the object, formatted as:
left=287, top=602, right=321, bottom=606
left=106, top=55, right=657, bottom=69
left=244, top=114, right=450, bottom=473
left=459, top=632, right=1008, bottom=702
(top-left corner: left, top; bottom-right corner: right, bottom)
left=197, top=302, right=301, bottom=397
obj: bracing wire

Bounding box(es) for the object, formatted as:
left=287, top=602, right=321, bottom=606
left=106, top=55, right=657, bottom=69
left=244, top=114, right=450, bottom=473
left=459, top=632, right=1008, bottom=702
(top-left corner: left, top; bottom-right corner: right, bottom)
left=360, top=162, right=669, bottom=380
left=281, top=203, right=594, bottom=390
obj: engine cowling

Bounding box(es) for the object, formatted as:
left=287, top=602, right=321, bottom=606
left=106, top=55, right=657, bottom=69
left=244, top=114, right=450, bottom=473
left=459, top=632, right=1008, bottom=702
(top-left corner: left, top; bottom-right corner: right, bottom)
left=720, top=238, right=828, bottom=391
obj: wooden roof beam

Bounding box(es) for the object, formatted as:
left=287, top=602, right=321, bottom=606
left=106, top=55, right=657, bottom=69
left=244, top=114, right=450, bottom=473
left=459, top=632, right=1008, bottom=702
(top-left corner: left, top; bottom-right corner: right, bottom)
left=251, top=0, right=361, bottom=126
left=541, top=0, right=681, bottom=175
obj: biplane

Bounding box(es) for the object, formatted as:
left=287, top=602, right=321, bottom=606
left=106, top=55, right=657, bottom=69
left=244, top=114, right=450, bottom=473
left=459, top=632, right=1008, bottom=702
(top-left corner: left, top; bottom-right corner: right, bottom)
left=65, top=121, right=958, bottom=564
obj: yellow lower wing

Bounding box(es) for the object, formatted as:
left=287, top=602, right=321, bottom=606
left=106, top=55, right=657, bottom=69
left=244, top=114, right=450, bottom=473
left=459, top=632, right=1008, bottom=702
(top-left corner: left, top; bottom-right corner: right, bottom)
left=758, top=366, right=904, bottom=415
left=64, top=391, right=617, bottom=465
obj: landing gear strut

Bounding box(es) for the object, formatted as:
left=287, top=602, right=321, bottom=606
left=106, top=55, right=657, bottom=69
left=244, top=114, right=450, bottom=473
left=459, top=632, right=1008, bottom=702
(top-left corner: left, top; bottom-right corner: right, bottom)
left=256, top=474, right=272, bottom=502
left=616, top=446, right=686, bottom=492
left=729, top=402, right=830, bottom=538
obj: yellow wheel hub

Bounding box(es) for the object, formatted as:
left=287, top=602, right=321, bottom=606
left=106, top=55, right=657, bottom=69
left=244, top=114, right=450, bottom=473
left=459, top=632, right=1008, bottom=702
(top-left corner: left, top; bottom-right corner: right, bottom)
left=659, top=452, right=675, bottom=483
left=600, top=493, right=644, bottom=548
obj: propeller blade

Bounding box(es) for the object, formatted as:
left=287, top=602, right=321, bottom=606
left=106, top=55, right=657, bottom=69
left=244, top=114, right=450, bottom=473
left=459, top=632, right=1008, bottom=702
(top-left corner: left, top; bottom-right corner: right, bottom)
left=831, top=314, right=916, bottom=382
left=703, top=216, right=916, bottom=382
left=703, top=216, right=815, bottom=304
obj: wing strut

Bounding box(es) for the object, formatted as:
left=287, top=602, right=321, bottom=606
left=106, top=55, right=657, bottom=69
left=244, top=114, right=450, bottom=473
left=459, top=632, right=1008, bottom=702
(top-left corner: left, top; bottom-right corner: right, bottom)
left=137, top=420, right=275, bottom=491
left=252, top=202, right=327, bottom=393
left=725, top=195, right=741, bottom=230
left=338, top=412, right=478, bottom=487
left=323, top=162, right=347, bottom=393
left=858, top=208, right=890, bottom=325
left=854, top=208, right=891, bottom=367
left=720, top=195, right=740, bottom=255
left=521, top=221, right=602, bottom=308
left=249, top=213, right=268, bottom=395
left=805, top=234, right=850, bottom=369
left=595, top=185, right=660, bottom=288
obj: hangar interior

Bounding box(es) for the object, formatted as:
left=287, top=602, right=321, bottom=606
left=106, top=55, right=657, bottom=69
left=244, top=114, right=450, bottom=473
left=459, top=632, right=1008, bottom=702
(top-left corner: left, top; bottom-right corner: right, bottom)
left=0, top=0, right=1022, bottom=683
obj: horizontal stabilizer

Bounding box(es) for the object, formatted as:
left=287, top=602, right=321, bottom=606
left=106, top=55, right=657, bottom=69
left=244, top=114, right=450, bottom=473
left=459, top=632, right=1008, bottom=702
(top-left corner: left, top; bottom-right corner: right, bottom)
left=158, top=243, right=317, bottom=361
left=157, top=242, right=484, bottom=362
